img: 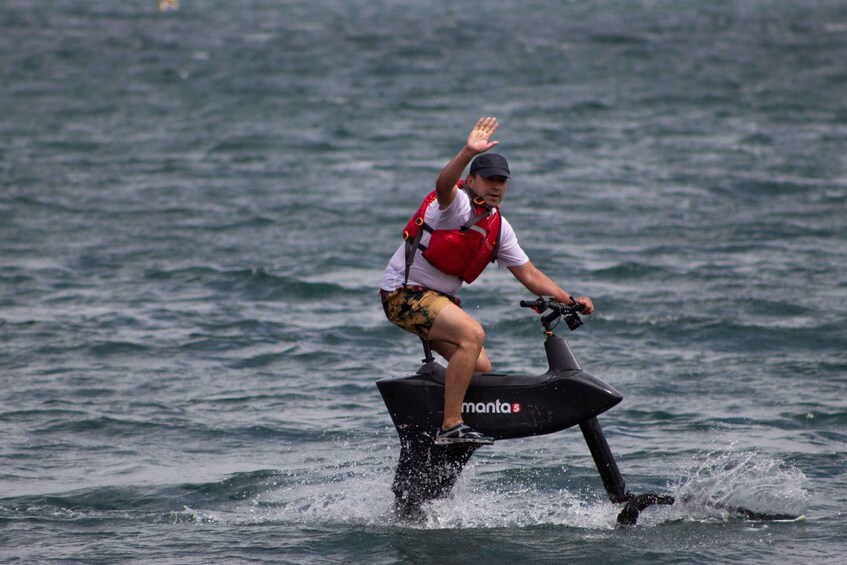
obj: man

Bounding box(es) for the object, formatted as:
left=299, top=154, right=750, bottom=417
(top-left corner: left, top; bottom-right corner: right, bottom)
left=380, top=117, right=594, bottom=445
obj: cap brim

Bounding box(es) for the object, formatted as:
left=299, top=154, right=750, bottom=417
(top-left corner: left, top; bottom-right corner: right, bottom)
left=473, top=167, right=510, bottom=178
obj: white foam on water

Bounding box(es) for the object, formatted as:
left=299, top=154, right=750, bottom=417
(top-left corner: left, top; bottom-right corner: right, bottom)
left=201, top=459, right=624, bottom=530
left=169, top=441, right=809, bottom=530
left=415, top=472, right=621, bottom=530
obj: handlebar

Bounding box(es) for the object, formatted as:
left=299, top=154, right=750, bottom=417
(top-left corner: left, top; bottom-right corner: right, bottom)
left=520, top=297, right=585, bottom=332
left=520, top=297, right=585, bottom=314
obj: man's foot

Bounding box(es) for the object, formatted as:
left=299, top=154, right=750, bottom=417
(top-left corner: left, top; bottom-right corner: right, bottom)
left=434, top=423, right=494, bottom=446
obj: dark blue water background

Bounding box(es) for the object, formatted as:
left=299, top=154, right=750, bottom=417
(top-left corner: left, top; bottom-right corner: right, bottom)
left=1, top=0, right=845, bottom=563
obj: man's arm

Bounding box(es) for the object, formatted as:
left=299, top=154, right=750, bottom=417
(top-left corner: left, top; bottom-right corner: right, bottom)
left=508, top=261, right=594, bottom=314
left=434, top=117, right=500, bottom=209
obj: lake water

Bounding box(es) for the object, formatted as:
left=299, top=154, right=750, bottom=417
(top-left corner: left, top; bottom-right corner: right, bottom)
left=1, top=0, right=845, bottom=563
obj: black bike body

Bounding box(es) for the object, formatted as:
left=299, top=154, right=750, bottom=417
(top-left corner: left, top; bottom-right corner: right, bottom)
left=377, top=334, right=622, bottom=440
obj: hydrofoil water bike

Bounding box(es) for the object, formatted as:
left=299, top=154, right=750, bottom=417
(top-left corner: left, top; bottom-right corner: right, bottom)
left=376, top=298, right=800, bottom=525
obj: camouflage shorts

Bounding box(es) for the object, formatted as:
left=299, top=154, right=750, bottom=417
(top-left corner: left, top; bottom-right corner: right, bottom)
left=380, top=286, right=460, bottom=337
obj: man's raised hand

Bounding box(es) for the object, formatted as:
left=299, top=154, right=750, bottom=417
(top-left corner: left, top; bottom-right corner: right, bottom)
left=466, top=117, right=500, bottom=154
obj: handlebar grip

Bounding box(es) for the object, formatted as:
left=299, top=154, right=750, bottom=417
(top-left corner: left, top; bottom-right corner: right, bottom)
left=520, top=297, right=547, bottom=310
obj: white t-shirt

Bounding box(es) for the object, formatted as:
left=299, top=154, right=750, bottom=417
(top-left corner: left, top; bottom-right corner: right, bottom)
left=381, top=189, right=529, bottom=296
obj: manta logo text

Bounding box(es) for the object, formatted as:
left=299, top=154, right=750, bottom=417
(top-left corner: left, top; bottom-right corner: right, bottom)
left=462, top=399, right=522, bottom=414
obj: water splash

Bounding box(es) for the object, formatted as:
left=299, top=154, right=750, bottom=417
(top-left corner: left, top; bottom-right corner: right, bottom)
left=156, top=445, right=809, bottom=530
left=668, top=448, right=810, bottom=520
left=228, top=462, right=623, bottom=530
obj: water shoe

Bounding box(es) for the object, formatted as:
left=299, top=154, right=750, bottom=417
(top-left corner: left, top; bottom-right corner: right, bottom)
left=434, top=423, right=494, bottom=446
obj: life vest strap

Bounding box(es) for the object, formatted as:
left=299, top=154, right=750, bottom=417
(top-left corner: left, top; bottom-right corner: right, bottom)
left=459, top=210, right=490, bottom=233
left=403, top=223, right=432, bottom=286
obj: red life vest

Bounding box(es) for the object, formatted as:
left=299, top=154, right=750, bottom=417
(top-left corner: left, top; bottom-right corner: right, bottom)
left=401, top=183, right=501, bottom=284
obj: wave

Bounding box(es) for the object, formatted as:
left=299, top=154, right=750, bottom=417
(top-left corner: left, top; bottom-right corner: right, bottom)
left=33, top=415, right=171, bottom=436
left=588, top=261, right=680, bottom=280
left=144, top=266, right=352, bottom=300
left=88, top=340, right=151, bottom=357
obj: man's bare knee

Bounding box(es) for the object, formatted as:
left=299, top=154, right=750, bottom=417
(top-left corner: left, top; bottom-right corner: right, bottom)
left=459, top=324, right=485, bottom=351
left=429, top=303, right=486, bottom=352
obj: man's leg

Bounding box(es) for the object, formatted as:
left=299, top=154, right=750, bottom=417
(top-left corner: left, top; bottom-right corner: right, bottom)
left=427, top=302, right=487, bottom=430
left=431, top=341, right=491, bottom=373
